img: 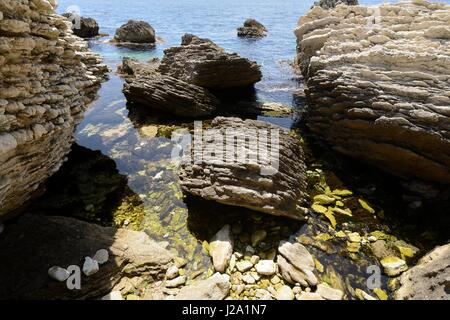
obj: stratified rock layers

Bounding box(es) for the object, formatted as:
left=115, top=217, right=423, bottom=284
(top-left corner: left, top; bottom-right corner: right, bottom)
left=180, top=117, right=309, bottom=220
left=295, top=0, right=450, bottom=183
left=0, top=0, right=107, bottom=219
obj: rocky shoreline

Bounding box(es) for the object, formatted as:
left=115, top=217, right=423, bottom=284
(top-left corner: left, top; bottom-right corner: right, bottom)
left=0, top=0, right=448, bottom=301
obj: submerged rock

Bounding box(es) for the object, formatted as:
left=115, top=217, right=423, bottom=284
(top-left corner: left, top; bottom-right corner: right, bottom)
left=0, top=214, right=173, bottom=299
left=62, top=13, right=99, bottom=38
left=277, top=241, right=318, bottom=286
left=179, top=117, right=309, bottom=220
left=395, top=244, right=450, bottom=300
left=316, top=283, right=344, bottom=300
left=276, top=285, right=294, bottom=300
left=114, top=20, right=155, bottom=44
left=175, top=273, right=231, bottom=300
left=48, top=266, right=70, bottom=282
left=295, top=1, right=450, bottom=183
left=158, top=34, right=262, bottom=89
left=255, top=260, right=277, bottom=276
left=93, top=249, right=109, bottom=265
left=82, top=257, right=99, bottom=276
left=209, top=225, right=234, bottom=273
left=237, top=19, right=267, bottom=38
left=0, top=2, right=107, bottom=219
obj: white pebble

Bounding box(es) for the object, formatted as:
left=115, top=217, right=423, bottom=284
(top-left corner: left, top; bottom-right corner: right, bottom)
left=93, top=249, right=109, bottom=265
left=48, top=266, right=70, bottom=282
left=83, top=257, right=99, bottom=276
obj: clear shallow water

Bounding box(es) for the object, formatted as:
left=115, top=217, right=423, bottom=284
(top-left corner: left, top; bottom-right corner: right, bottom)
left=40, top=0, right=450, bottom=297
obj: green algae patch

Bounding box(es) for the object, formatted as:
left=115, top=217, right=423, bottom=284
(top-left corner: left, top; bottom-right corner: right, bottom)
left=331, top=207, right=352, bottom=217
left=314, top=194, right=336, bottom=205
left=332, top=189, right=353, bottom=197
left=323, top=209, right=337, bottom=228
left=358, top=199, right=375, bottom=214
left=312, top=203, right=328, bottom=214
left=373, top=288, right=388, bottom=300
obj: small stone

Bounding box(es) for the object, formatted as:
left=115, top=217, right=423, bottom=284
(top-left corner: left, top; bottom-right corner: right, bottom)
left=236, top=260, right=253, bottom=272
left=381, top=256, right=407, bottom=276
left=276, top=286, right=294, bottom=300
left=250, top=255, right=260, bottom=265
left=296, top=292, right=324, bottom=300
left=255, top=260, right=277, bottom=276
left=292, top=286, right=302, bottom=294
left=316, top=283, right=344, bottom=300
left=368, top=236, right=378, bottom=242
left=251, top=230, right=267, bottom=247
left=93, top=249, right=109, bottom=265
left=348, top=232, right=361, bottom=243
left=82, top=257, right=99, bottom=276
left=245, top=245, right=255, bottom=254
left=48, top=266, right=70, bottom=282
left=166, top=265, right=179, bottom=279
left=166, top=275, right=187, bottom=288
left=347, top=242, right=361, bottom=253
left=242, top=274, right=256, bottom=284
left=209, top=225, right=233, bottom=273
left=101, top=291, right=123, bottom=300
left=355, top=288, right=377, bottom=300
left=270, top=275, right=281, bottom=285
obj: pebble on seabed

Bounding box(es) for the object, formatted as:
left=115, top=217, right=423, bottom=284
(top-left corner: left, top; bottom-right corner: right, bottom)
left=83, top=257, right=100, bottom=276
left=93, top=249, right=109, bottom=265
left=48, top=266, right=70, bottom=282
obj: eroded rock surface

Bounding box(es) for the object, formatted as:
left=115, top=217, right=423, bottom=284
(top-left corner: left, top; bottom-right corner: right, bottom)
left=180, top=117, right=309, bottom=219
left=237, top=19, right=267, bottom=38
left=313, top=0, right=358, bottom=9
left=295, top=0, right=450, bottom=183
left=62, top=13, right=99, bottom=38
left=158, top=34, right=262, bottom=89
left=0, top=214, right=173, bottom=299
left=114, top=20, right=155, bottom=44
left=0, top=0, right=107, bottom=219
left=395, top=244, right=450, bottom=300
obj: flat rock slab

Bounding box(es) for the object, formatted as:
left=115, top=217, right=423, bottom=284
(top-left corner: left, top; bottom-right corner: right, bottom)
left=395, top=244, right=450, bottom=300
left=175, top=273, right=231, bottom=300
left=158, top=34, right=262, bottom=89
left=179, top=117, right=309, bottom=220
left=0, top=214, right=173, bottom=299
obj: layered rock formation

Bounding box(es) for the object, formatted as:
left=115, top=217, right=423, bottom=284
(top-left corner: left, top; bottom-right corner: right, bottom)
left=179, top=117, right=309, bottom=220
left=312, top=0, right=358, bottom=9
left=62, top=13, right=99, bottom=38
left=158, top=34, right=262, bottom=89
left=395, top=244, right=450, bottom=300
left=123, top=73, right=219, bottom=118
left=0, top=0, right=107, bottom=219
left=114, top=20, right=155, bottom=44
left=295, top=0, right=450, bottom=184
left=0, top=214, right=173, bottom=299
left=237, top=19, right=267, bottom=38
left=122, top=35, right=262, bottom=117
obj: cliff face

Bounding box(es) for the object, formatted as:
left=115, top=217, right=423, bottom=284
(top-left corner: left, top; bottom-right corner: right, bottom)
left=0, top=0, right=107, bottom=219
left=295, top=0, right=450, bottom=184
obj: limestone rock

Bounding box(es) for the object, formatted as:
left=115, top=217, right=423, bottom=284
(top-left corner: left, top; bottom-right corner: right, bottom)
left=175, top=273, right=231, bottom=300
left=48, top=266, right=70, bottom=282
left=83, top=257, right=99, bottom=276
left=277, top=241, right=318, bottom=286
left=101, top=291, right=123, bottom=300
left=180, top=117, right=309, bottom=220
left=0, top=214, right=173, bottom=299
left=381, top=256, right=408, bottom=277
left=276, top=285, right=294, bottom=300
left=295, top=1, right=450, bottom=183
left=158, top=34, right=262, bottom=89
left=395, top=244, right=450, bottom=300
left=316, top=283, right=344, bottom=300
left=93, top=249, right=109, bottom=265
left=237, top=19, right=267, bottom=38
left=62, top=13, right=99, bottom=38
left=255, top=260, right=277, bottom=276
left=236, top=260, right=254, bottom=273
left=114, top=20, right=155, bottom=44
left=0, top=2, right=107, bottom=219
left=209, top=225, right=234, bottom=273
left=165, top=275, right=187, bottom=288
left=165, top=265, right=179, bottom=280
left=123, top=72, right=219, bottom=118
